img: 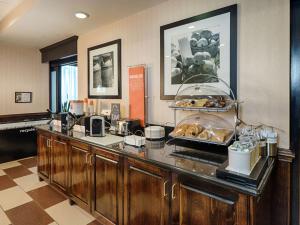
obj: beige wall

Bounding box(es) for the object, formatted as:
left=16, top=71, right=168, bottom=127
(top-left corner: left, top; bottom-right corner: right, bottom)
left=78, top=0, right=290, bottom=148
left=0, top=43, right=49, bottom=115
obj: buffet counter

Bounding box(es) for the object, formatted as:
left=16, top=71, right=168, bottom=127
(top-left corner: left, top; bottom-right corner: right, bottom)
left=35, top=124, right=274, bottom=225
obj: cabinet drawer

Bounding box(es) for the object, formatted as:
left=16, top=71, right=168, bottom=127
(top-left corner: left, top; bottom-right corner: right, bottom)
left=92, top=146, right=120, bottom=162
left=127, top=158, right=169, bottom=178
left=70, top=140, right=89, bottom=151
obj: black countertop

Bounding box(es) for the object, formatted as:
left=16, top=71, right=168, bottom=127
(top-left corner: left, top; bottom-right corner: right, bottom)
left=36, top=125, right=275, bottom=196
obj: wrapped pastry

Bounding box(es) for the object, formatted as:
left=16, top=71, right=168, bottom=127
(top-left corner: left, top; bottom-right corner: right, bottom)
left=201, top=96, right=227, bottom=108
left=209, top=128, right=232, bottom=143
left=172, top=124, right=189, bottom=136
left=215, top=96, right=226, bottom=108
left=185, top=124, right=203, bottom=137
left=194, top=99, right=208, bottom=107
left=175, top=101, right=185, bottom=107
left=204, top=99, right=215, bottom=107
left=198, top=129, right=210, bottom=140
left=175, top=100, right=193, bottom=107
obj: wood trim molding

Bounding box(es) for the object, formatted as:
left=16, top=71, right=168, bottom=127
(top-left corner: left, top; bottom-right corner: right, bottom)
left=0, top=112, right=50, bottom=123
left=278, top=148, right=295, bottom=163
left=40, top=36, right=78, bottom=63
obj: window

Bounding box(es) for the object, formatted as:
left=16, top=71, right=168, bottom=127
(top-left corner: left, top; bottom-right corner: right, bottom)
left=49, top=56, right=78, bottom=113
left=61, top=64, right=78, bottom=106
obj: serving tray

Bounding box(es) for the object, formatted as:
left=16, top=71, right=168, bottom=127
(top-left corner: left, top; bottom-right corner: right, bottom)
left=216, top=157, right=269, bottom=188
left=169, top=101, right=235, bottom=112
left=169, top=130, right=235, bottom=146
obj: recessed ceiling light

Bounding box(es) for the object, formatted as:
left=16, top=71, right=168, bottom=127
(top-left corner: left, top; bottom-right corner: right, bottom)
left=75, top=12, right=89, bottom=19
left=188, top=25, right=195, bottom=29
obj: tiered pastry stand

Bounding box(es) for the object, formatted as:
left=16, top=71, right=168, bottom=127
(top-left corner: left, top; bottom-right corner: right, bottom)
left=169, top=74, right=239, bottom=146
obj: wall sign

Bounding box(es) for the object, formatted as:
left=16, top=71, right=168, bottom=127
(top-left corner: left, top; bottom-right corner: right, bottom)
left=129, top=65, right=146, bottom=127
left=111, top=103, right=121, bottom=126
left=160, top=5, right=237, bottom=100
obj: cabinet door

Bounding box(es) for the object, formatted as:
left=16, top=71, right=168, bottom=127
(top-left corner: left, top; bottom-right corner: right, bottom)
left=92, top=147, right=122, bottom=225
left=37, top=133, right=50, bottom=178
left=124, top=159, right=170, bottom=225
left=51, top=137, right=68, bottom=191
left=69, top=142, right=90, bottom=209
left=178, top=184, right=236, bottom=225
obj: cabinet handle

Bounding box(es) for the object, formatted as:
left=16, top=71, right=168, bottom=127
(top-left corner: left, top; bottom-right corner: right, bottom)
left=47, top=139, right=51, bottom=148
left=85, top=153, right=89, bottom=164
left=163, top=181, right=168, bottom=197
left=171, top=183, right=176, bottom=200
left=89, top=154, right=94, bottom=165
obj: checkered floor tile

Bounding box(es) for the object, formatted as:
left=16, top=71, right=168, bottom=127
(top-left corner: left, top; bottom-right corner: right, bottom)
left=0, top=157, right=102, bottom=225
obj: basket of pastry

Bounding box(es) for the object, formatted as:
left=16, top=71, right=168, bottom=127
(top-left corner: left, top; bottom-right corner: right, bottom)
left=169, top=84, right=235, bottom=112
left=169, top=114, right=235, bottom=145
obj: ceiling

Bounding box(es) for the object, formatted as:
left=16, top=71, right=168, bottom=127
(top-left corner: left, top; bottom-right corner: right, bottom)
left=0, top=0, right=166, bottom=48
left=0, top=0, right=22, bottom=20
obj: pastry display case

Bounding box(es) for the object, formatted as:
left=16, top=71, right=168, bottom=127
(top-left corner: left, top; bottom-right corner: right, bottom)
left=170, top=74, right=236, bottom=112
left=169, top=74, right=239, bottom=146
left=169, top=113, right=235, bottom=145
left=169, top=84, right=235, bottom=112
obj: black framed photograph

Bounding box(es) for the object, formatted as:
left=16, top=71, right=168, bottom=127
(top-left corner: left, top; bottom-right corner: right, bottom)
left=160, top=5, right=237, bottom=100
left=15, top=92, right=32, bottom=103
left=88, top=39, right=122, bottom=99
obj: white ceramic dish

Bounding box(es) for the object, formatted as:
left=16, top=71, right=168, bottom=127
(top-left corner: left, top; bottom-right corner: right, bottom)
left=145, top=126, right=165, bottom=140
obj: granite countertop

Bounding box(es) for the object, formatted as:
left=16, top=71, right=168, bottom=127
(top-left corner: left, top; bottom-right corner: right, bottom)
left=36, top=125, right=275, bottom=196
left=0, top=119, right=49, bottom=131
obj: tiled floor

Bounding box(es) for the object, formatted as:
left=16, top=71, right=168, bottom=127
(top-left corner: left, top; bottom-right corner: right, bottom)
left=0, top=157, right=102, bottom=225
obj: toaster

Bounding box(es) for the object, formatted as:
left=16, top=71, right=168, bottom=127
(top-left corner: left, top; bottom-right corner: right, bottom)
left=116, top=119, right=141, bottom=136
left=85, top=116, right=105, bottom=137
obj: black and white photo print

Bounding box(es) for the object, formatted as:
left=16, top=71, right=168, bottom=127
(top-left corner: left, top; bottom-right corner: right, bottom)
left=160, top=5, right=237, bottom=100
left=88, top=39, right=121, bottom=99
left=93, top=52, right=114, bottom=88
left=170, top=29, right=220, bottom=85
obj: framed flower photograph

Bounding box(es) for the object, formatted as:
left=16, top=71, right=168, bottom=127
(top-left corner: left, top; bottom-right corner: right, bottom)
left=88, top=39, right=122, bottom=99
left=160, top=5, right=237, bottom=100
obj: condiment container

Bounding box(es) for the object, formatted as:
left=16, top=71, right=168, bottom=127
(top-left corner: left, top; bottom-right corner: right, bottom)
left=267, top=133, right=277, bottom=157
left=259, top=138, right=267, bottom=157
left=227, top=141, right=260, bottom=175
left=83, top=98, right=88, bottom=115
left=69, top=100, right=84, bottom=116
left=89, top=100, right=95, bottom=115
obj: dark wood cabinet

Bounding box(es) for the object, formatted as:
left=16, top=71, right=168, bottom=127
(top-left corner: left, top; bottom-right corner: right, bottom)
left=91, top=146, right=123, bottom=225
left=177, top=184, right=236, bottom=225
left=50, top=135, right=68, bottom=192
left=37, top=130, right=273, bottom=225
left=171, top=175, right=250, bottom=225
left=124, top=159, right=170, bottom=225
left=69, top=140, right=91, bottom=210
left=37, top=132, right=51, bottom=180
